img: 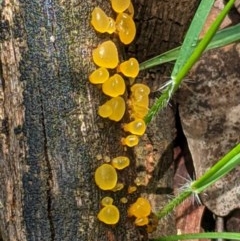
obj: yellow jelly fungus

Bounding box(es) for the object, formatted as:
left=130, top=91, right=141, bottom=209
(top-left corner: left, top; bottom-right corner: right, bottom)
left=107, top=17, right=116, bottom=34
left=97, top=204, right=120, bottom=225
left=131, top=94, right=149, bottom=108
left=129, top=84, right=150, bottom=119
left=135, top=216, right=149, bottom=226
left=123, top=119, right=146, bottom=136
left=112, top=182, right=124, bottom=192
left=108, top=96, right=126, bottom=121
left=116, top=13, right=136, bottom=44
left=91, top=7, right=116, bottom=34
left=128, top=197, right=151, bottom=218
left=119, top=58, right=139, bottom=78
left=101, top=196, right=114, bottom=206
left=98, top=104, right=113, bottom=118
left=102, top=74, right=126, bottom=97
left=98, top=97, right=125, bottom=121
left=89, top=67, right=109, bottom=84
left=110, top=0, right=131, bottom=13
left=92, top=40, right=119, bottom=69
left=120, top=197, right=128, bottom=204
left=111, top=156, right=130, bottom=170
left=128, top=99, right=148, bottom=115
left=121, top=134, right=139, bottom=147
left=131, top=84, right=150, bottom=97
left=94, top=164, right=118, bottom=190
left=128, top=185, right=137, bottom=194
left=126, top=1, right=134, bottom=17
left=130, top=105, right=148, bottom=119
left=91, top=7, right=108, bottom=33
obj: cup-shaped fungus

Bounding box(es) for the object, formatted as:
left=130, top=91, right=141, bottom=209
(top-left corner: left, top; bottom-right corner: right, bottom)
left=98, top=103, right=113, bottom=118
left=111, top=182, right=124, bottom=192
left=119, top=58, right=139, bottom=78
left=111, top=156, right=130, bottom=170
left=130, top=105, right=148, bottom=119
left=128, top=197, right=151, bottom=218
left=135, top=216, right=149, bottom=226
left=95, top=164, right=117, bottom=190
left=98, top=204, right=120, bottom=224
left=108, top=96, right=126, bottom=121
left=131, top=83, right=150, bottom=97
left=123, top=119, right=146, bottom=136
left=91, top=7, right=116, bottom=34
left=121, top=134, right=139, bottom=147
left=120, top=197, right=128, bottom=203
left=102, top=74, right=126, bottom=97
left=128, top=185, right=137, bottom=194
left=101, top=196, right=114, bottom=206
left=92, top=40, right=119, bottom=69
left=89, top=67, right=109, bottom=84
left=98, top=97, right=125, bottom=121
left=131, top=94, right=149, bottom=109
left=107, top=17, right=116, bottom=34
left=110, top=0, right=131, bottom=13
left=126, top=1, right=134, bottom=17
left=116, top=13, right=136, bottom=44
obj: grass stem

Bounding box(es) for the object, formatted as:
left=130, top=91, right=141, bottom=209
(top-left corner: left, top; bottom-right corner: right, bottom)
left=153, top=232, right=240, bottom=241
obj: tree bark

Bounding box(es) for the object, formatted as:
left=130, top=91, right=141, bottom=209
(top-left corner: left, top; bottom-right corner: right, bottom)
left=0, top=0, right=198, bottom=240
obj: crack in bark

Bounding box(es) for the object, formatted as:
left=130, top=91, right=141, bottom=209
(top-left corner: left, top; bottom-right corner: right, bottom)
left=39, top=2, right=57, bottom=240
left=39, top=94, right=55, bottom=241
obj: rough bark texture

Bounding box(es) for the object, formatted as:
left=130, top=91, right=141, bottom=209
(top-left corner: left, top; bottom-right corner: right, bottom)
left=0, top=0, right=198, bottom=241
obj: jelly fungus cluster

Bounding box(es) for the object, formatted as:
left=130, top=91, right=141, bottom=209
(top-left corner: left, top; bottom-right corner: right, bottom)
left=91, top=1, right=136, bottom=44
left=121, top=84, right=150, bottom=147
left=98, top=197, right=120, bottom=224
left=89, top=1, right=149, bottom=145
left=128, top=197, right=151, bottom=226
left=94, top=156, right=129, bottom=225
left=128, top=198, right=158, bottom=231
left=111, top=156, right=130, bottom=170
left=90, top=2, right=139, bottom=124
left=89, top=0, right=152, bottom=229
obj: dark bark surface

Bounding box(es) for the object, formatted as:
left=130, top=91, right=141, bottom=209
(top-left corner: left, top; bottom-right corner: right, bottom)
left=0, top=1, right=198, bottom=240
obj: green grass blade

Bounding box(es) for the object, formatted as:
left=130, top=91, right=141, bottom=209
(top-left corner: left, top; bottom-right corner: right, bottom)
left=191, top=143, right=240, bottom=193
left=144, top=0, right=235, bottom=124
left=140, top=23, right=240, bottom=70
left=155, top=144, right=240, bottom=219
left=140, top=46, right=180, bottom=70
left=144, top=83, right=174, bottom=124
left=206, top=23, right=240, bottom=49
left=171, top=0, right=235, bottom=81
left=156, top=189, right=192, bottom=219
left=153, top=232, right=240, bottom=241
left=193, top=153, right=240, bottom=192
left=171, top=0, right=214, bottom=77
